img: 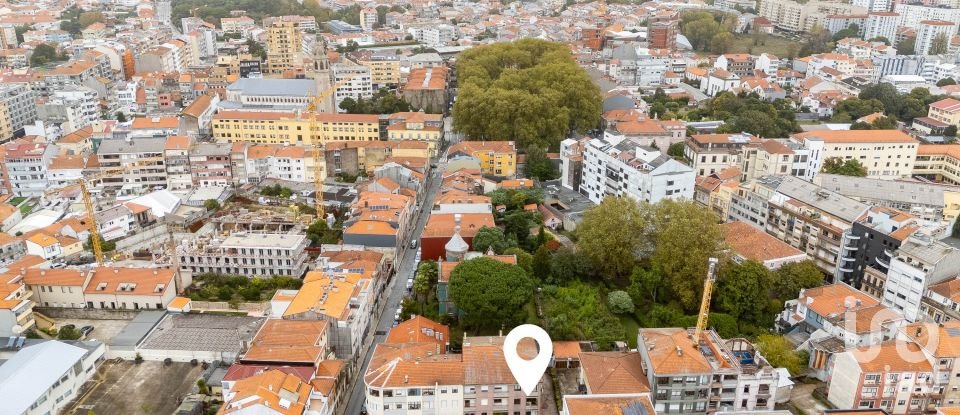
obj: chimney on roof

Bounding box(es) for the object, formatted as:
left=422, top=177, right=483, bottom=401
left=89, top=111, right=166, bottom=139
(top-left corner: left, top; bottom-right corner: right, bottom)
left=676, top=345, right=682, bottom=356
left=916, top=327, right=923, bottom=337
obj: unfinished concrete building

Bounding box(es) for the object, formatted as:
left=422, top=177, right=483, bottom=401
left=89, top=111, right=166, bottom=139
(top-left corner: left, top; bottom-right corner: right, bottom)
left=177, top=232, right=308, bottom=278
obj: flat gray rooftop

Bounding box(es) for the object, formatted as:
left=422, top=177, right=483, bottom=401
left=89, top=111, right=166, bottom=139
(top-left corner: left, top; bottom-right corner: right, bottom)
left=775, top=176, right=869, bottom=223
left=110, top=310, right=166, bottom=351
left=226, top=78, right=315, bottom=97
left=816, top=174, right=954, bottom=207
left=139, top=313, right=264, bottom=353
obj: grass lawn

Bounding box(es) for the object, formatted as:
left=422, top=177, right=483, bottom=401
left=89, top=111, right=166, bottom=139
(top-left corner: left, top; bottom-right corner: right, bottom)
left=8, top=197, right=25, bottom=206
left=619, top=315, right=641, bottom=349
left=730, top=33, right=797, bottom=57
left=19, top=204, right=32, bottom=215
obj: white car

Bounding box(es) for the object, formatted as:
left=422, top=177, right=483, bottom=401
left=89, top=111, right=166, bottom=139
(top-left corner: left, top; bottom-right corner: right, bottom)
left=394, top=309, right=401, bottom=322
left=406, top=278, right=413, bottom=291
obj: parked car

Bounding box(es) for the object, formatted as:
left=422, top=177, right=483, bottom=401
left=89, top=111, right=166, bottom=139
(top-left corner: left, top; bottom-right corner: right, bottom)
left=394, top=308, right=401, bottom=322
left=409, top=240, right=418, bottom=249
left=79, top=326, right=94, bottom=337
left=406, top=278, right=413, bottom=291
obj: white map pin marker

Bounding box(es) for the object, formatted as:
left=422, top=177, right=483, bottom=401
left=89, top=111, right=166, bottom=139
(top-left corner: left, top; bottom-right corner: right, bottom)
left=504, top=324, right=552, bottom=396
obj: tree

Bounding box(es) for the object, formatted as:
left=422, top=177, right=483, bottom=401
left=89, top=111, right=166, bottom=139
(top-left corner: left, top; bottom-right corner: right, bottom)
left=524, top=144, right=558, bottom=180
left=868, top=36, right=890, bottom=45
left=197, top=379, right=209, bottom=395
left=938, top=78, right=957, bottom=87
left=929, top=33, right=949, bottom=55
left=896, top=37, right=916, bottom=55
left=945, top=125, right=958, bottom=138
left=822, top=157, right=867, bottom=177
left=667, top=142, right=685, bottom=160
left=607, top=290, right=634, bottom=314
left=203, top=199, right=220, bottom=211
left=756, top=334, right=808, bottom=376
left=115, top=111, right=127, bottom=122
left=338, top=97, right=357, bottom=113
left=832, top=23, right=860, bottom=41
left=14, top=25, right=28, bottom=43
left=709, top=32, right=734, bottom=54
left=30, top=43, right=66, bottom=67
left=833, top=97, right=885, bottom=121
left=449, top=257, right=534, bottom=330
left=628, top=266, right=663, bottom=305
left=577, top=197, right=652, bottom=278
left=715, top=260, right=773, bottom=325
left=800, top=25, right=833, bottom=56
left=549, top=248, right=591, bottom=284
left=57, top=326, right=82, bottom=340
left=453, top=39, right=602, bottom=150
left=245, top=39, right=267, bottom=61
left=505, top=247, right=534, bottom=275
left=412, top=271, right=431, bottom=301
left=773, top=260, right=824, bottom=301
left=532, top=245, right=551, bottom=281
left=85, top=234, right=116, bottom=253
left=651, top=200, right=723, bottom=311
left=472, top=226, right=512, bottom=254
left=78, top=11, right=104, bottom=28
left=306, top=220, right=340, bottom=245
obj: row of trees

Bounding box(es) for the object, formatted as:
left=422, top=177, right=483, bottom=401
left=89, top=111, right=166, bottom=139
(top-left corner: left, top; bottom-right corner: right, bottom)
left=338, top=89, right=415, bottom=114
left=679, top=11, right=737, bottom=54
left=30, top=44, right=69, bottom=67
left=687, top=92, right=801, bottom=139
left=452, top=39, right=601, bottom=150
left=832, top=83, right=955, bottom=126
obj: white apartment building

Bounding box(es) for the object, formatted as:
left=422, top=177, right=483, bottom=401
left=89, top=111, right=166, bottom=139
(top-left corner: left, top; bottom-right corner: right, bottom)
left=0, top=341, right=104, bottom=415
left=579, top=134, right=695, bottom=204
left=360, top=7, right=377, bottom=31
left=852, top=0, right=892, bottom=12
left=883, top=236, right=960, bottom=322
left=791, top=130, right=918, bottom=180
left=685, top=133, right=759, bottom=176
left=37, top=84, right=99, bottom=133
left=164, top=135, right=193, bottom=191
left=894, top=3, right=960, bottom=32
left=759, top=0, right=866, bottom=32
left=3, top=139, right=56, bottom=197
left=0, top=83, right=37, bottom=141
left=177, top=232, right=309, bottom=278
left=862, top=12, right=900, bottom=44
left=331, top=63, right=373, bottom=111
left=916, top=20, right=955, bottom=56
left=267, top=146, right=317, bottom=183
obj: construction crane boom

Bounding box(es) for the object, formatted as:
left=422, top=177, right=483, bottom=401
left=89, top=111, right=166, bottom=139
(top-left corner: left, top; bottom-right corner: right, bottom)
left=306, top=74, right=357, bottom=220
left=45, top=164, right=144, bottom=265
left=694, top=257, right=720, bottom=343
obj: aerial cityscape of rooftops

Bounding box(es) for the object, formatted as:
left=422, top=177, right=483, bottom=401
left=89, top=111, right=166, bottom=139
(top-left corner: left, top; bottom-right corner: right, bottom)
left=2, top=0, right=960, bottom=414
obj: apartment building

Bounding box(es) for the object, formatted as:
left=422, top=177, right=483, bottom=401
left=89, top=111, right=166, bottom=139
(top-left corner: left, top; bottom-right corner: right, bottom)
left=714, top=54, right=756, bottom=78
left=894, top=3, right=960, bottom=33
left=0, top=84, right=36, bottom=142
left=332, top=63, right=373, bottom=111
left=177, top=232, right=309, bottom=278
left=828, top=340, right=937, bottom=413
left=0, top=272, right=34, bottom=336
left=766, top=176, right=870, bottom=275
left=919, top=278, right=960, bottom=324
left=578, top=135, right=694, bottom=204
left=916, top=20, right=955, bottom=56
left=189, top=143, right=233, bottom=187
left=863, top=12, right=900, bottom=44
left=447, top=141, right=517, bottom=178
left=343, top=191, right=413, bottom=248
left=36, top=84, right=99, bottom=133
left=684, top=133, right=759, bottom=177
left=637, top=327, right=779, bottom=413
left=883, top=235, right=960, bottom=322
left=164, top=135, right=193, bottom=191
left=836, top=207, right=920, bottom=289
left=928, top=99, right=960, bottom=128
left=740, top=139, right=815, bottom=182
left=24, top=267, right=180, bottom=310
left=835, top=38, right=896, bottom=60
left=266, top=21, right=304, bottom=75
left=356, top=54, right=401, bottom=89
left=220, top=16, right=256, bottom=34
left=386, top=112, right=443, bottom=157
left=901, top=321, right=960, bottom=406
left=96, top=138, right=167, bottom=196
left=220, top=369, right=313, bottom=415
left=360, top=7, right=377, bottom=31
left=0, top=138, right=56, bottom=197
left=759, top=0, right=866, bottom=33
left=815, top=174, right=960, bottom=225
left=267, top=146, right=321, bottom=184
left=791, top=130, right=918, bottom=179
left=262, top=15, right=319, bottom=32
left=212, top=111, right=381, bottom=146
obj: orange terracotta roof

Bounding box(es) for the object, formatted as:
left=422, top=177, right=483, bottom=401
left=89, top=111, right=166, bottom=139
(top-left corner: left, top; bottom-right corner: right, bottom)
left=283, top=271, right=359, bottom=320
left=165, top=135, right=193, bottom=150
left=637, top=328, right=712, bottom=375
left=182, top=94, right=212, bottom=118
left=131, top=116, right=179, bottom=129
left=22, top=268, right=87, bottom=286
left=564, top=395, right=656, bottom=415
left=221, top=369, right=310, bottom=415
left=345, top=220, right=397, bottom=236
left=850, top=341, right=932, bottom=372
left=385, top=315, right=450, bottom=348
left=83, top=267, right=176, bottom=296
left=723, top=221, right=805, bottom=263
left=799, top=283, right=878, bottom=319
left=579, top=352, right=651, bottom=394
left=365, top=343, right=463, bottom=388
left=167, top=296, right=191, bottom=309
left=244, top=319, right=329, bottom=364
left=422, top=213, right=495, bottom=238
left=553, top=341, right=582, bottom=359
left=902, top=321, right=960, bottom=357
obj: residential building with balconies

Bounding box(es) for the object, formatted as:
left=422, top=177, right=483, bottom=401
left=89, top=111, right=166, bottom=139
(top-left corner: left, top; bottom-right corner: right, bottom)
left=580, top=135, right=694, bottom=204
left=177, top=232, right=309, bottom=279
left=828, top=340, right=936, bottom=414
left=835, top=207, right=920, bottom=289
left=882, top=236, right=960, bottom=322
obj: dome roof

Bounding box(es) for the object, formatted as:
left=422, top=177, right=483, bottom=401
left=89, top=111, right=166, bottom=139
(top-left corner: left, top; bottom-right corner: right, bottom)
left=445, top=226, right=469, bottom=254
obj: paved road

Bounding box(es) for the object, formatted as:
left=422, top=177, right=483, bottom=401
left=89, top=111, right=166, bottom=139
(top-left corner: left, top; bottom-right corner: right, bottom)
left=343, top=153, right=447, bottom=415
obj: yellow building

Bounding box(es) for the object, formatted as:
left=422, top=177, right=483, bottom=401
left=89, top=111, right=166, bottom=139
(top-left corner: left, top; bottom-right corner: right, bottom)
left=212, top=110, right=380, bottom=145
left=358, top=57, right=401, bottom=88
left=448, top=141, right=518, bottom=178
left=929, top=98, right=960, bottom=127
left=386, top=112, right=443, bottom=157
left=266, top=21, right=303, bottom=75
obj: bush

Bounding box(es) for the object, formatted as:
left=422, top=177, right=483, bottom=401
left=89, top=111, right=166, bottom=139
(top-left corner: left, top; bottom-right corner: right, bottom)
left=57, top=326, right=82, bottom=340
left=607, top=291, right=634, bottom=314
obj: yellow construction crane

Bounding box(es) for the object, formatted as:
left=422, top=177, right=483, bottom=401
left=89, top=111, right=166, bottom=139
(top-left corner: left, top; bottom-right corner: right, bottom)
left=44, top=164, right=143, bottom=265
left=305, top=74, right=357, bottom=220
left=693, top=257, right=720, bottom=344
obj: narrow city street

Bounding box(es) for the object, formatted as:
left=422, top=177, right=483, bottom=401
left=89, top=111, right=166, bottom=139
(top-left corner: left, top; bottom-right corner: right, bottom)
left=343, top=152, right=447, bottom=415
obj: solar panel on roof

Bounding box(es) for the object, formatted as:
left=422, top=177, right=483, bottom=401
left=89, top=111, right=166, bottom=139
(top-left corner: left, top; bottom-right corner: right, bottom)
left=946, top=327, right=960, bottom=337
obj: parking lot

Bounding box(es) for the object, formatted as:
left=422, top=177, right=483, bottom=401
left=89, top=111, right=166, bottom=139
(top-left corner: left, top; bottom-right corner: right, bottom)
left=54, top=318, right=130, bottom=345
left=66, top=360, right=203, bottom=415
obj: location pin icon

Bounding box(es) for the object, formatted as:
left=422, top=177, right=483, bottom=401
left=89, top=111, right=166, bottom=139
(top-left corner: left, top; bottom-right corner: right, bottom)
left=504, top=324, right=552, bottom=396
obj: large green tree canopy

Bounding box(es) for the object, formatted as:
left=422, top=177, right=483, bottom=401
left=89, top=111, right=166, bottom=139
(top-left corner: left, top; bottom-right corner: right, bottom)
left=453, top=39, right=601, bottom=150
left=449, top=257, right=534, bottom=330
